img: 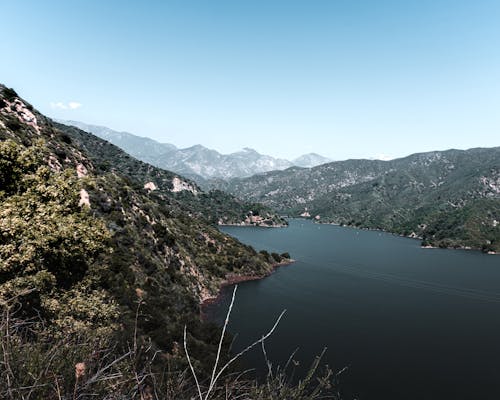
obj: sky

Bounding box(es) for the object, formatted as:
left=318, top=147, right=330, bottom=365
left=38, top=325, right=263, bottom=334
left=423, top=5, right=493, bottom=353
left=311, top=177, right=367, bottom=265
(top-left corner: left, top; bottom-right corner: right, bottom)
left=1, top=0, right=499, bottom=160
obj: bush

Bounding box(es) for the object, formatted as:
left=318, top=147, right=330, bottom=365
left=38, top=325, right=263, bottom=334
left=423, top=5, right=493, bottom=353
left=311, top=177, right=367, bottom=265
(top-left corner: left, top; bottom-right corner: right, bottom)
left=2, top=87, right=17, bottom=101
left=271, top=252, right=282, bottom=262
left=6, top=119, right=21, bottom=131
left=59, top=132, right=72, bottom=144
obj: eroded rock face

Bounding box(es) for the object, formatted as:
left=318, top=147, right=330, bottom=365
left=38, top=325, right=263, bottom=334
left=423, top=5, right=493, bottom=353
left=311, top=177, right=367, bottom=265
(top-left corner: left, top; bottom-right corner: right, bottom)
left=48, top=155, right=62, bottom=171
left=1, top=98, right=41, bottom=133
left=480, top=174, right=500, bottom=195
left=144, top=181, right=157, bottom=192
left=76, top=163, right=88, bottom=178
left=171, top=177, right=198, bottom=194
left=79, top=189, right=90, bottom=208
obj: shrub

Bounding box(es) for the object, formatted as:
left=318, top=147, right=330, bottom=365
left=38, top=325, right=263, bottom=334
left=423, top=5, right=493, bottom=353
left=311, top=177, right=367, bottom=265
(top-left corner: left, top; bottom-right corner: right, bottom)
left=60, top=132, right=72, bottom=144
left=2, top=87, right=17, bottom=101
left=271, top=252, right=282, bottom=262
left=6, top=119, right=21, bottom=131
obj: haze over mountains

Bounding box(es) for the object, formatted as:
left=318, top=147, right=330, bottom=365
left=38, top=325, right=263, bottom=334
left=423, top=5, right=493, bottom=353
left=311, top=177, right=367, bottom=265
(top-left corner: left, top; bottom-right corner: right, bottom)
left=58, top=120, right=500, bottom=252
left=59, top=120, right=332, bottom=182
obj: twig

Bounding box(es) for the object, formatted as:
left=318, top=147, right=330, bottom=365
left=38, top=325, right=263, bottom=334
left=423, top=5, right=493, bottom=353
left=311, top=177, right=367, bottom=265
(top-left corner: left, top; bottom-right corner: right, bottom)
left=183, top=326, right=203, bottom=400
left=206, top=285, right=238, bottom=398
left=133, top=299, right=142, bottom=355
left=184, top=284, right=286, bottom=400
left=260, top=337, right=273, bottom=378
left=54, top=375, right=62, bottom=400
left=283, top=347, right=299, bottom=372
left=83, top=351, right=132, bottom=387
left=209, top=308, right=286, bottom=392
left=2, top=307, right=15, bottom=400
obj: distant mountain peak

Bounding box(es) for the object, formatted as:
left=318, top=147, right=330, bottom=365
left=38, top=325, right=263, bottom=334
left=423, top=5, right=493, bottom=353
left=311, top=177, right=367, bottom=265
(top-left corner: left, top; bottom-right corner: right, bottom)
left=188, top=144, right=206, bottom=150
left=293, top=153, right=332, bottom=168
left=57, top=120, right=333, bottom=182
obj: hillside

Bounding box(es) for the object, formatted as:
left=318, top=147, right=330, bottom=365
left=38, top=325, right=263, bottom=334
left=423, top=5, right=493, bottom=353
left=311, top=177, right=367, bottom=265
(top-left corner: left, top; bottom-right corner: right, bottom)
left=215, top=149, right=500, bottom=252
left=0, top=86, right=303, bottom=399
left=58, top=120, right=331, bottom=183
left=54, top=122, right=286, bottom=227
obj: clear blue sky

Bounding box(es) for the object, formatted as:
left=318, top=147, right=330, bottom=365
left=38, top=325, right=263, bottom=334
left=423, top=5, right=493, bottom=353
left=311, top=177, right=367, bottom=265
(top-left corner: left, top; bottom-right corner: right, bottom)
left=1, top=0, right=499, bottom=160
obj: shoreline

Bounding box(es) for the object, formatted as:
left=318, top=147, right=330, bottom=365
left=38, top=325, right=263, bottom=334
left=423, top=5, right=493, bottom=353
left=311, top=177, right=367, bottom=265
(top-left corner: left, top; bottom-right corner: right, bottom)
left=312, top=219, right=499, bottom=255
left=222, top=217, right=498, bottom=255
left=200, top=259, right=295, bottom=317
left=218, top=222, right=288, bottom=228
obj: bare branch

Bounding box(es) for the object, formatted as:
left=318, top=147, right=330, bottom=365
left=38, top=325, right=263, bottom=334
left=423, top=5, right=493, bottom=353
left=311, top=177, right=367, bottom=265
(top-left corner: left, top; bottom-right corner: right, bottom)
left=183, top=325, right=203, bottom=400
left=206, top=285, right=238, bottom=398
left=209, top=309, right=287, bottom=397
left=261, top=337, right=273, bottom=378
left=83, top=350, right=132, bottom=387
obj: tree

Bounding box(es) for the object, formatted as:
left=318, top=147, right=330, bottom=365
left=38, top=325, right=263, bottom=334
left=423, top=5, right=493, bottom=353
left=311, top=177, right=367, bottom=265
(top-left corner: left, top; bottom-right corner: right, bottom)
left=0, top=140, right=116, bottom=336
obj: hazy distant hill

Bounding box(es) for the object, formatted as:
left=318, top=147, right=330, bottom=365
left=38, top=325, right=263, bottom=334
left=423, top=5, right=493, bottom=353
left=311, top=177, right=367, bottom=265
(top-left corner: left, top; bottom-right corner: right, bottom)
left=292, top=153, right=332, bottom=168
left=215, top=149, right=500, bottom=252
left=57, top=120, right=177, bottom=165
left=59, top=120, right=330, bottom=181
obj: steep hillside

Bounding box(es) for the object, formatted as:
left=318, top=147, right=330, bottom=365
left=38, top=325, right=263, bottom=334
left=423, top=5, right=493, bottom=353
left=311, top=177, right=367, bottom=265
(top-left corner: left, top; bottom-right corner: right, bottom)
left=217, top=150, right=500, bottom=252
left=0, top=85, right=296, bottom=398
left=54, top=122, right=286, bottom=227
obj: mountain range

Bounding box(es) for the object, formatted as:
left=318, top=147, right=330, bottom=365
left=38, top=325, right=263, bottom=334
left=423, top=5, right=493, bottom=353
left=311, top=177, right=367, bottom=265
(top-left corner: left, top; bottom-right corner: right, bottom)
left=1, top=83, right=499, bottom=399
left=58, top=120, right=332, bottom=182
left=214, top=149, right=500, bottom=252
left=57, top=121, right=500, bottom=252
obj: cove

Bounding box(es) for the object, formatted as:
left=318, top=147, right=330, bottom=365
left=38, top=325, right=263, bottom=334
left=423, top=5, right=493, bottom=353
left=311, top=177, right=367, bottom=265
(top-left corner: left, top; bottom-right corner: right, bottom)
left=205, top=219, right=500, bottom=400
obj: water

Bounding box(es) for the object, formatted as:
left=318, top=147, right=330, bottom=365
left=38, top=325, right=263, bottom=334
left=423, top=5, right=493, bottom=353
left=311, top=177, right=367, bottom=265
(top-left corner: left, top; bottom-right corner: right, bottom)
left=205, top=219, right=500, bottom=400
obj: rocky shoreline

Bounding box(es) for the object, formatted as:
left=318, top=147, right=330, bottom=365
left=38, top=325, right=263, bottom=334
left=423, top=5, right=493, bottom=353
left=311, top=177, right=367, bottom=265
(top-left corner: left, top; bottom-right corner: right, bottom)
left=218, top=222, right=288, bottom=228
left=200, top=259, right=295, bottom=315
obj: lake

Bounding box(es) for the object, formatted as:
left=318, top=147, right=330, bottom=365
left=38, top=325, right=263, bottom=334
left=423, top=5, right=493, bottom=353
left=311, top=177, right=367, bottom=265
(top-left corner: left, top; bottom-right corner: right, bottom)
left=205, top=219, right=500, bottom=400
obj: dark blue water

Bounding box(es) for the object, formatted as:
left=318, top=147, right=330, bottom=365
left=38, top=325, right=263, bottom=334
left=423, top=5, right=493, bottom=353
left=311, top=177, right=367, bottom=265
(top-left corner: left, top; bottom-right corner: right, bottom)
left=205, top=219, right=500, bottom=400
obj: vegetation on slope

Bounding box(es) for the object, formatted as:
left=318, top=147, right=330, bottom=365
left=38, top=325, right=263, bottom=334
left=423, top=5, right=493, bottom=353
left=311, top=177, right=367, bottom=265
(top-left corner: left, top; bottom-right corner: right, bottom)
left=55, top=122, right=287, bottom=227
left=217, top=150, right=500, bottom=252
left=0, top=86, right=335, bottom=399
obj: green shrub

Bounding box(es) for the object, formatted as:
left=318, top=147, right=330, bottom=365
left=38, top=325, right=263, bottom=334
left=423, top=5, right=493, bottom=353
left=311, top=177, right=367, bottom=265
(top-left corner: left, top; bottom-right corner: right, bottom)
left=2, top=87, right=17, bottom=101
left=6, top=119, right=21, bottom=131
left=271, top=252, right=282, bottom=262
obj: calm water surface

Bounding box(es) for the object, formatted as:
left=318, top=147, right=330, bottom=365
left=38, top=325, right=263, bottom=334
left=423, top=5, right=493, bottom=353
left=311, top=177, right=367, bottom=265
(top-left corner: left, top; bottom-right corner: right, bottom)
left=205, top=219, right=500, bottom=400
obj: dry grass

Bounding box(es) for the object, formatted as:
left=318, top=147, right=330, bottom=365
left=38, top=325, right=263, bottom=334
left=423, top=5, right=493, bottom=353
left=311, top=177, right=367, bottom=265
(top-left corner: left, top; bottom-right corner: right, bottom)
left=1, top=287, right=344, bottom=399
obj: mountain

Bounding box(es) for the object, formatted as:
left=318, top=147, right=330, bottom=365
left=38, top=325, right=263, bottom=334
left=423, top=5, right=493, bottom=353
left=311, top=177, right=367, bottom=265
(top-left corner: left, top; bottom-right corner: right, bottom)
left=54, top=122, right=286, bottom=228
left=215, top=149, right=500, bottom=252
left=153, top=144, right=291, bottom=182
left=58, top=120, right=331, bottom=181
left=59, top=119, right=177, bottom=165
left=0, top=85, right=299, bottom=398
left=292, top=153, right=332, bottom=168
